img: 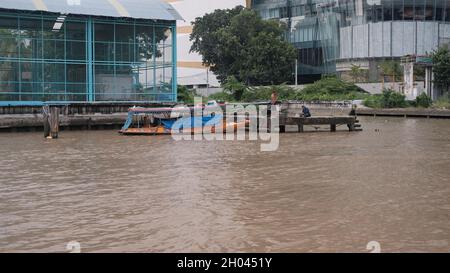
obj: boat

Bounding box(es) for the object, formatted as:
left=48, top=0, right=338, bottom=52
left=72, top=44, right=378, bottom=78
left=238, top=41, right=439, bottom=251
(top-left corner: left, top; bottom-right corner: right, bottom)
left=119, top=105, right=249, bottom=135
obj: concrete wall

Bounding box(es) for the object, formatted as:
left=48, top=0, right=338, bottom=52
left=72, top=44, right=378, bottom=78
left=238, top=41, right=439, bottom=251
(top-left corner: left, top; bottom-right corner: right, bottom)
left=288, top=82, right=425, bottom=96
left=195, top=87, right=224, bottom=97
left=355, top=82, right=426, bottom=95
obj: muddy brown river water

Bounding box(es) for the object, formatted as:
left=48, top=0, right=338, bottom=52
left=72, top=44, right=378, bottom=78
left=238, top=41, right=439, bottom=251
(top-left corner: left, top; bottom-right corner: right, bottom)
left=0, top=116, right=450, bottom=252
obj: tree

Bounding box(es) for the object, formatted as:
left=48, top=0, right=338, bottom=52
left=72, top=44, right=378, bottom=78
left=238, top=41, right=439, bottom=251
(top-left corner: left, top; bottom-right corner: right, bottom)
left=350, top=64, right=362, bottom=83
left=190, top=7, right=296, bottom=85
left=177, top=85, right=196, bottom=104
left=222, top=76, right=247, bottom=101
left=432, top=46, right=450, bottom=95
left=380, top=60, right=402, bottom=82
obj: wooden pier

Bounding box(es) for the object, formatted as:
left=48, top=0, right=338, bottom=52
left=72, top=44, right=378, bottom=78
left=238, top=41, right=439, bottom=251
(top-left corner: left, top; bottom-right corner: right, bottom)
left=0, top=102, right=363, bottom=133
left=0, top=113, right=127, bottom=132
left=280, top=116, right=361, bottom=132
left=277, top=102, right=361, bottom=132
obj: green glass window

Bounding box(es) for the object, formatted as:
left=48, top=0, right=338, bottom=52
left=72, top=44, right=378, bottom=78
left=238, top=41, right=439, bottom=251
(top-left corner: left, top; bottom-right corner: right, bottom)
left=0, top=12, right=176, bottom=104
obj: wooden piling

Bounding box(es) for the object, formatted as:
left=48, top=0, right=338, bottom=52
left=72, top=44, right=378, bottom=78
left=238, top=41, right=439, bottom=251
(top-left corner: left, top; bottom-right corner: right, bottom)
left=282, top=116, right=360, bottom=133
left=49, top=107, right=59, bottom=138
left=348, top=123, right=355, bottom=131
left=331, top=124, right=337, bottom=132
left=43, top=106, right=59, bottom=139
left=43, top=105, right=50, bottom=138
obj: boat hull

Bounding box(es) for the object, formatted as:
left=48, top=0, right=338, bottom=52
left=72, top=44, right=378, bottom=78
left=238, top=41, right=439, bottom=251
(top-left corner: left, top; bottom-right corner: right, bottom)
left=119, top=121, right=248, bottom=135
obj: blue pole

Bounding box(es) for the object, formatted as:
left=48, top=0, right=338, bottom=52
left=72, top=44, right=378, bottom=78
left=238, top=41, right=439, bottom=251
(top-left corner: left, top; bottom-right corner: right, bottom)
left=87, top=17, right=94, bottom=102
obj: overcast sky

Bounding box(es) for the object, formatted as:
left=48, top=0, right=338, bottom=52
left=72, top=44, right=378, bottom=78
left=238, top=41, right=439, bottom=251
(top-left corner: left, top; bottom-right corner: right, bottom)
left=171, top=0, right=246, bottom=26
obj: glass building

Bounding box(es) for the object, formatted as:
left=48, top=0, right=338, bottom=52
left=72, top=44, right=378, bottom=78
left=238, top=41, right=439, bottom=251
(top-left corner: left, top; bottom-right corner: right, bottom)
left=250, top=0, right=450, bottom=82
left=0, top=0, right=181, bottom=105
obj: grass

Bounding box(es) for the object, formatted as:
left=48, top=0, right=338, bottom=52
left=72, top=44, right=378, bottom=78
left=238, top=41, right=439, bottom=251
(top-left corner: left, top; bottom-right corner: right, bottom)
left=432, top=96, right=450, bottom=109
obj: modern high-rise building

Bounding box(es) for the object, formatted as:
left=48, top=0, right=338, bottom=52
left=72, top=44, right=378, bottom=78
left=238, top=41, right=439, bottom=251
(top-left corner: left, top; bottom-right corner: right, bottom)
left=0, top=0, right=181, bottom=105
left=166, top=0, right=247, bottom=88
left=250, top=0, right=450, bottom=84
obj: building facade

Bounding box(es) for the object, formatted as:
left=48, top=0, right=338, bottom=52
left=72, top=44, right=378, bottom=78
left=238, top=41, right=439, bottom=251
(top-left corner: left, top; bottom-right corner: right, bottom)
left=0, top=0, right=181, bottom=105
left=166, top=0, right=246, bottom=89
left=250, top=0, right=450, bottom=83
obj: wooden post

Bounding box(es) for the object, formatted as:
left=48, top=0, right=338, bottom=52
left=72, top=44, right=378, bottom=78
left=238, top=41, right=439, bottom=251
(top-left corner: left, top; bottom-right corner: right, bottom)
left=43, top=105, right=50, bottom=138
left=42, top=107, right=60, bottom=139
left=331, top=124, right=336, bottom=132
left=348, top=123, right=355, bottom=131
left=50, top=107, right=59, bottom=138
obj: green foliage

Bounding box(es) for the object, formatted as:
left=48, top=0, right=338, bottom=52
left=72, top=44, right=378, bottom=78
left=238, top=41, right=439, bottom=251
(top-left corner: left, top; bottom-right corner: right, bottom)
left=241, top=84, right=297, bottom=102
left=350, top=64, right=363, bottom=83
left=207, top=91, right=236, bottom=102
left=431, top=47, right=450, bottom=92
left=415, top=93, right=432, bottom=108
left=363, top=94, right=384, bottom=108
left=222, top=76, right=247, bottom=101
left=379, top=60, right=402, bottom=81
left=381, top=89, right=407, bottom=108
left=209, top=78, right=367, bottom=102
left=414, top=66, right=426, bottom=80
left=177, top=85, right=196, bottom=104
left=190, top=7, right=296, bottom=85
left=293, top=77, right=368, bottom=101
left=432, top=95, right=450, bottom=109
left=388, top=93, right=407, bottom=108
left=363, top=89, right=407, bottom=108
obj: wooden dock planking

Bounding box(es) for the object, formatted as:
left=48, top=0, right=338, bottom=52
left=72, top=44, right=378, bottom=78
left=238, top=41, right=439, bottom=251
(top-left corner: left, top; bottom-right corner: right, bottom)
left=282, top=116, right=358, bottom=132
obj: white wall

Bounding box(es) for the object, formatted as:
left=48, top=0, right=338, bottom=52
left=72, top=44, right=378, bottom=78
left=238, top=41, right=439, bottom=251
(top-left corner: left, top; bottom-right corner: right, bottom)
left=171, top=0, right=246, bottom=87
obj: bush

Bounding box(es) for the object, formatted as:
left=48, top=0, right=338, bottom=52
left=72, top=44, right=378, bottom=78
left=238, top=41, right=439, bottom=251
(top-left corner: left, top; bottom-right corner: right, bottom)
left=293, top=77, right=368, bottom=101
left=207, top=91, right=236, bottom=102
left=363, top=89, right=407, bottom=108
left=210, top=77, right=368, bottom=103
left=382, top=89, right=407, bottom=108
left=363, top=94, right=384, bottom=108
left=241, top=84, right=297, bottom=102
left=223, top=76, right=247, bottom=101
left=433, top=95, right=450, bottom=109
left=415, top=93, right=432, bottom=108
left=177, top=85, right=196, bottom=104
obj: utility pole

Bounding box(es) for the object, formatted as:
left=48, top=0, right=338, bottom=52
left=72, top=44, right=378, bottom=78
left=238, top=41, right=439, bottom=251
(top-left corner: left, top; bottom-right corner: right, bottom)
left=295, top=58, right=298, bottom=86
left=206, top=67, right=210, bottom=97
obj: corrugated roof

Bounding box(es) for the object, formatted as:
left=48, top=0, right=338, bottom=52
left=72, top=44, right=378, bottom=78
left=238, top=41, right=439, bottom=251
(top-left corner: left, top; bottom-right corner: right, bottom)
left=0, top=0, right=183, bottom=21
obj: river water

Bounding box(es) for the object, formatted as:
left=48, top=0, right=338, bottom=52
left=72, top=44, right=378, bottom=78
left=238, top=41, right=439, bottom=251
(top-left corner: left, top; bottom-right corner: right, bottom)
left=0, top=116, right=450, bottom=253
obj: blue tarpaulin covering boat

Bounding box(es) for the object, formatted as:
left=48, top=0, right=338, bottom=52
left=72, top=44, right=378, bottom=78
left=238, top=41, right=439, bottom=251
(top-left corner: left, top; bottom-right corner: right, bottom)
left=119, top=106, right=247, bottom=135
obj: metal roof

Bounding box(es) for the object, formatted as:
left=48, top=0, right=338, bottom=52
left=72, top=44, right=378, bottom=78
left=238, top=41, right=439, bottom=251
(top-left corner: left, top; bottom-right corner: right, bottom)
left=0, top=0, right=183, bottom=21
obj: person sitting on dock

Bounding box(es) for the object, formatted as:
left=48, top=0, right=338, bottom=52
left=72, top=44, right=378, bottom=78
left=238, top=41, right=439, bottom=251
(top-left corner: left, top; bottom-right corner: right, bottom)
left=301, top=105, right=311, bottom=118
left=271, top=91, right=279, bottom=105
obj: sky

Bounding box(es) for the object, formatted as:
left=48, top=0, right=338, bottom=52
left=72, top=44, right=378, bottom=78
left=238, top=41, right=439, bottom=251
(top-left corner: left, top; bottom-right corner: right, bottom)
left=170, top=0, right=247, bottom=86
left=171, top=0, right=247, bottom=27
